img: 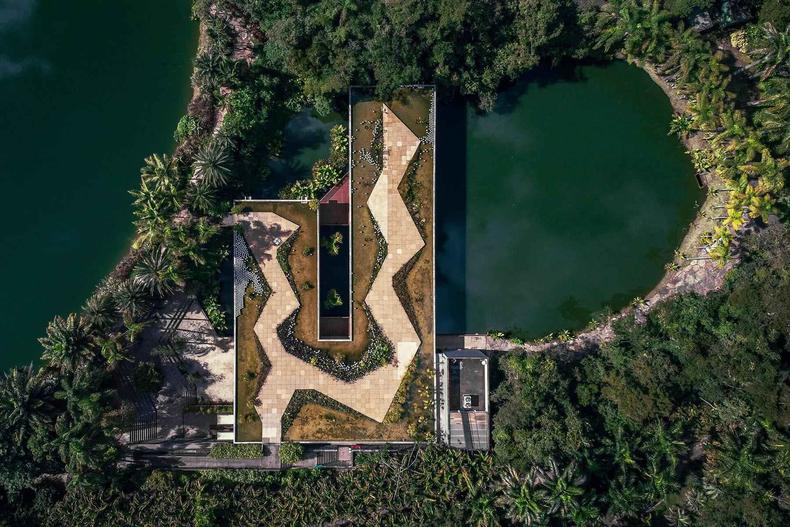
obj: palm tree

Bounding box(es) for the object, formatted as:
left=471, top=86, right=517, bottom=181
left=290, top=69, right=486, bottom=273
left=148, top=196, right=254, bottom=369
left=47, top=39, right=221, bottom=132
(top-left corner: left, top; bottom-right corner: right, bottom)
left=38, top=314, right=96, bottom=372
left=743, top=23, right=789, bottom=80
left=130, top=154, right=184, bottom=250
left=142, top=154, right=183, bottom=211
left=81, top=292, right=117, bottom=331
left=54, top=366, right=107, bottom=424
left=140, top=154, right=177, bottom=188
left=668, top=113, right=694, bottom=138
left=661, top=25, right=714, bottom=88
left=468, top=493, right=500, bottom=527
left=124, top=318, right=148, bottom=344
left=188, top=180, right=217, bottom=214
left=707, top=226, right=733, bottom=264
left=495, top=466, right=548, bottom=526
left=723, top=195, right=747, bottom=231
left=193, top=140, right=232, bottom=188
left=712, top=110, right=749, bottom=146
left=194, top=51, right=223, bottom=92
left=687, top=91, right=719, bottom=132
left=132, top=245, right=181, bottom=298
left=603, top=425, right=640, bottom=476
left=696, top=69, right=733, bottom=113
left=213, top=131, right=236, bottom=153
left=605, top=476, right=644, bottom=519
left=752, top=150, right=788, bottom=195
left=130, top=177, right=175, bottom=249
left=706, top=429, right=768, bottom=493
left=0, top=365, right=53, bottom=446
left=537, top=460, right=587, bottom=519
left=745, top=192, right=774, bottom=222
left=595, top=0, right=672, bottom=62
left=163, top=221, right=216, bottom=268
left=53, top=414, right=116, bottom=474
left=753, top=76, right=790, bottom=154
left=96, top=334, right=130, bottom=365
left=646, top=422, right=685, bottom=470
left=113, top=279, right=150, bottom=321
left=642, top=455, right=680, bottom=511
left=728, top=130, right=765, bottom=164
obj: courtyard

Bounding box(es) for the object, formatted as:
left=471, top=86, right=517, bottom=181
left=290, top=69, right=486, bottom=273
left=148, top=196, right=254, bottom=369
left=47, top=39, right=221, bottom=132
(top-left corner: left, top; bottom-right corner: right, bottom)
left=232, top=87, right=436, bottom=443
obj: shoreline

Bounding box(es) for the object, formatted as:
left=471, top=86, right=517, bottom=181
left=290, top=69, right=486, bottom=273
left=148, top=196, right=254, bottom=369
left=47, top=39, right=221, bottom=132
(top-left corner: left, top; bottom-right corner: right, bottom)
left=468, top=61, right=737, bottom=355
left=109, top=17, right=210, bottom=283
left=107, top=13, right=736, bottom=359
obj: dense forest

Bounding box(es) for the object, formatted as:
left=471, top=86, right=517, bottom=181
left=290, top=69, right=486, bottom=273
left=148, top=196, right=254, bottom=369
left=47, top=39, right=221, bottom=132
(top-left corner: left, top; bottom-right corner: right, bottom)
left=1, top=0, right=788, bottom=525
left=6, top=225, right=788, bottom=526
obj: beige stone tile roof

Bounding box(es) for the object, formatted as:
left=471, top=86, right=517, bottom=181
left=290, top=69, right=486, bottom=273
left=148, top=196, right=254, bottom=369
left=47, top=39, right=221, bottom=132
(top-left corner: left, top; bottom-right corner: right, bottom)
left=234, top=103, right=423, bottom=443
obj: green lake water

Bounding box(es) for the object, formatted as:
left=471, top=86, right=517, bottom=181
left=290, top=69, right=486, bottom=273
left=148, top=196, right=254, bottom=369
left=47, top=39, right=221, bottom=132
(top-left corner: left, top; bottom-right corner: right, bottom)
left=0, top=0, right=196, bottom=370
left=436, top=61, right=702, bottom=337
left=265, top=109, right=343, bottom=195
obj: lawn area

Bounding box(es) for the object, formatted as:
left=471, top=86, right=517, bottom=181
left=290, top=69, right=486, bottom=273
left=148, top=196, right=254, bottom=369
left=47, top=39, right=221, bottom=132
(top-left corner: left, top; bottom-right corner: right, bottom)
left=284, top=402, right=409, bottom=441
left=235, top=286, right=268, bottom=442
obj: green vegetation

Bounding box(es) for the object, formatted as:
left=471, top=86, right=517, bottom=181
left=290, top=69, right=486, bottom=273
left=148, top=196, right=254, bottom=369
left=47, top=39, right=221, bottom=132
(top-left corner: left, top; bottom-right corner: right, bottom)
left=193, top=139, right=232, bottom=188
left=201, top=296, right=228, bottom=334
left=11, top=222, right=787, bottom=527
left=595, top=0, right=788, bottom=264
left=321, top=231, right=343, bottom=256
left=232, top=0, right=580, bottom=111
left=131, top=361, right=163, bottom=394
left=174, top=114, right=200, bottom=143
left=492, top=224, right=790, bottom=525
left=323, top=289, right=343, bottom=309
left=132, top=246, right=182, bottom=298
left=278, top=442, right=303, bottom=465
left=1, top=313, right=123, bottom=495
left=759, top=0, right=790, bottom=27
left=208, top=443, right=262, bottom=459
left=183, top=403, right=233, bottom=415
left=663, top=0, right=714, bottom=18
left=235, top=289, right=268, bottom=442
left=1, top=1, right=788, bottom=525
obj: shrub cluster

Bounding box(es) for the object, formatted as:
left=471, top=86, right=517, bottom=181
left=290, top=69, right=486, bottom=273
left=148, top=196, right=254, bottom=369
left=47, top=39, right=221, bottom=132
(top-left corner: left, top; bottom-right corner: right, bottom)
left=208, top=443, right=263, bottom=459
left=276, top=309, right=394, bottom=383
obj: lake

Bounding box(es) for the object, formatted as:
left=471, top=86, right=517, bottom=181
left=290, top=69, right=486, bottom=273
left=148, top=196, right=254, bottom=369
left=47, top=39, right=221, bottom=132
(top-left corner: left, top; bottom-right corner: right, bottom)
left=0, top=0, right=196, bottom=370
left=436, top=61, right=702, bottom=338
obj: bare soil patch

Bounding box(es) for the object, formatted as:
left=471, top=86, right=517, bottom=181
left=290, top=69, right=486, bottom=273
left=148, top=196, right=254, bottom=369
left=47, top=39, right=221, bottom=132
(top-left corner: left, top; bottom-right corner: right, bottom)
left=284, top=403, right=408, bottom=441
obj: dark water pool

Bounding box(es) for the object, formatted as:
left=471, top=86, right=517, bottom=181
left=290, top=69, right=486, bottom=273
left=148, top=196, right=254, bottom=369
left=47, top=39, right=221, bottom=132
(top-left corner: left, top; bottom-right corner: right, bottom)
left=319, top=225, right=350, bottom=318
left=436, top=61, right=702, bottom=338
left=265, top=109, right=343, bottom=194
left=0, top=1, right=196, bottom=370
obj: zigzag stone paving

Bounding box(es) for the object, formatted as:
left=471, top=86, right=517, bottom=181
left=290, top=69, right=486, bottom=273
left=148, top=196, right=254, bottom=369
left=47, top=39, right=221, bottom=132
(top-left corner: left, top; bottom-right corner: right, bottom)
left=235, top=104, right=424, bottom=442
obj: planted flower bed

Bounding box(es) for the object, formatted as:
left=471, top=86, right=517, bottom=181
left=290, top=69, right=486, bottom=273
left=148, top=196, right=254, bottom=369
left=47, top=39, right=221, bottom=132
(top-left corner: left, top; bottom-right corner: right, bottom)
left=277, top=306, right=393, bottom=382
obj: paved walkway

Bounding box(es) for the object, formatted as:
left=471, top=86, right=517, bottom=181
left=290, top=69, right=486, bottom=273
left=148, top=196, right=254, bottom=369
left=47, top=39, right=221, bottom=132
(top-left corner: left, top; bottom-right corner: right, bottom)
left=365, top=104, right=423, bottom=378
left=234, top=105, right=423, bottom=443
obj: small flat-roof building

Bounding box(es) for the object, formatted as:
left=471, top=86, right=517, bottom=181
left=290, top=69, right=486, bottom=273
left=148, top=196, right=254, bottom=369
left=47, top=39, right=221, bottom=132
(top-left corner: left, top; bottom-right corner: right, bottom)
left=437, top=350, right=490, bottom=450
